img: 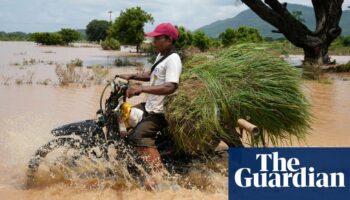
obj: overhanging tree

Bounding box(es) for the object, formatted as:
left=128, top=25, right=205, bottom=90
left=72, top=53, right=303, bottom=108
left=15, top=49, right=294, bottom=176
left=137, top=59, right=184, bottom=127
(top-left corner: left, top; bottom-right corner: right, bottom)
left=240, top=0, right=344, bottom=65
left=109, top=7, right=153, bottom=52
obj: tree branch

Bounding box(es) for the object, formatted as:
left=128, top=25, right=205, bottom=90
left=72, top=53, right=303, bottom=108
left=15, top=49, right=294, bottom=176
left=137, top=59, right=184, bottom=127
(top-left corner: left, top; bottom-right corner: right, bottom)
left=313, top=0, right=343, bottom=38
left=264, top=0, right=288, bottom=16
left=241, top=0, right=281, bottom=29
left=266, top=0, right=311, bottom=34
left=326, top=0, right=343, bottom=37
left=242, top=0, right=312, bottom=47
left=312, top=0, right=329, bottom=34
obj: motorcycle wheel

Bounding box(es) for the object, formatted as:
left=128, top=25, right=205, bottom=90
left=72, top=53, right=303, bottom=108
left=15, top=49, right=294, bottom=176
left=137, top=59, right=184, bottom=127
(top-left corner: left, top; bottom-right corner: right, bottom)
left=26, top=137, right=82, bottom=188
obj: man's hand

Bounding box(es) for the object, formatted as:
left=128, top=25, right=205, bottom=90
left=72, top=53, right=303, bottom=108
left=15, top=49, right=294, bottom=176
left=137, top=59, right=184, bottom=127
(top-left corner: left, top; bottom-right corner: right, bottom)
left=127, top=85, right=143, bottom=98
left=118, top=74, right=135, bottom=80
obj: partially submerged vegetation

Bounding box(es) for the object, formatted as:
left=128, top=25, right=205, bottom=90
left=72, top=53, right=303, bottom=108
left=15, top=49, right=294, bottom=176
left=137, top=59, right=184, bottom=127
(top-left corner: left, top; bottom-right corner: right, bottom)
left=114, top=57, right=144, bottom=67
left=10, top=58, right=45, bottom=66
left=55, top=59, right=111, bottom=86
left=323, top=61, right=350, bottom=73
left=101, top=38, right=120, bottom=50
left=1, top=53, right=145, bottom=86
left=165, top=44, right=311, bottom=154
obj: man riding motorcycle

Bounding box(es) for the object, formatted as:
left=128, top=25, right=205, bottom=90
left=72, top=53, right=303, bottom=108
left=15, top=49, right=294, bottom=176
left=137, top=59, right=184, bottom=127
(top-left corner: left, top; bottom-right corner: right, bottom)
left=118, top=22, right=182, bottom=189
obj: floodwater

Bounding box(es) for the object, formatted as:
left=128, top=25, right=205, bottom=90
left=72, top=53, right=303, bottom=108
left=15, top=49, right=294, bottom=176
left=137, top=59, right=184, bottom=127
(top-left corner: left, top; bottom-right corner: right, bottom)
left=0, top=41, right=149, bottom=67
left=301, top=73, right=350, bottom=146
left=0, top=42, right=350, bottom=199
left=285, top=55, right=350, bottom=66
left=0, top=42, right=227, bottom=200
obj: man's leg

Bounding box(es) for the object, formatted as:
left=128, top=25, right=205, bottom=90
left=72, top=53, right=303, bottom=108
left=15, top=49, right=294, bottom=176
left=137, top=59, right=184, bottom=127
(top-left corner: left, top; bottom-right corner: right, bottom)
left=136, top=146, right=168, bottom=190
left=136, top=146, right=166, bottom=173
left=126, top=113, right=168, bottom=189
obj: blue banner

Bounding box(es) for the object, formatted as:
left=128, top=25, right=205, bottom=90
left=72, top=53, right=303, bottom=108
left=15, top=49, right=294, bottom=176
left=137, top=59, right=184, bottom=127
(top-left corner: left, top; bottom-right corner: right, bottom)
left=229, top=148, right=350, bottom=200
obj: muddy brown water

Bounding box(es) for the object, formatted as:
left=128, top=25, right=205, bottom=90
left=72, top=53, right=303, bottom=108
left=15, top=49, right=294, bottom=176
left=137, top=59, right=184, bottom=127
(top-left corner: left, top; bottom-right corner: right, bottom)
left=0, top=42, right=350, bottom=199
left=301, top=74, right=350, bottom=146
left=0, top=42, right=228, bottom=199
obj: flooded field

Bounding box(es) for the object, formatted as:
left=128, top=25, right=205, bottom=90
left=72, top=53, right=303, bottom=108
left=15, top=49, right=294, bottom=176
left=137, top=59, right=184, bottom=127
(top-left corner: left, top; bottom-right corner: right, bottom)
left=0, top=41, right=149, bottom=67
left=285, top=55, right=350, bottom=66
left=0, top=42, right=350, bottom=199
left=0, top=41, right=149, bottom=86
left=0, top=42, right=228, bottom=199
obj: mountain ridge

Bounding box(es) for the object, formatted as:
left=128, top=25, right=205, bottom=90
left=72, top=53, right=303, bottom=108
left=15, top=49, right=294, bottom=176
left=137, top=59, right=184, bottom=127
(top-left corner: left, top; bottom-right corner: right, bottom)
left=197, top=4, right=350, bottom=38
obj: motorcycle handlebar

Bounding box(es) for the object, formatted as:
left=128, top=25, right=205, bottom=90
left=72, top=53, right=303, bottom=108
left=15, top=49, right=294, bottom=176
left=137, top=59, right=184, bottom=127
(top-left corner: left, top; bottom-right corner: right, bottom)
left=99, top=75, right=129, bottom=115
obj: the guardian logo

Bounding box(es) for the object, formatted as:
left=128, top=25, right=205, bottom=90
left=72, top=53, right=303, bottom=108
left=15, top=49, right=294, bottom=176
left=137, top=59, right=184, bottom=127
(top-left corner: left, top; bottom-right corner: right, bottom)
left=229, top=148, right=350, bottom=200
left=234, top=152, right=345, bottom=188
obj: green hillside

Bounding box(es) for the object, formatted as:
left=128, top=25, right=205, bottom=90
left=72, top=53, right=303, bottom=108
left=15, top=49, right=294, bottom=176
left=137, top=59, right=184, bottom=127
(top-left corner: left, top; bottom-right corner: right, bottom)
left=197, top=4, right=350, bottom=38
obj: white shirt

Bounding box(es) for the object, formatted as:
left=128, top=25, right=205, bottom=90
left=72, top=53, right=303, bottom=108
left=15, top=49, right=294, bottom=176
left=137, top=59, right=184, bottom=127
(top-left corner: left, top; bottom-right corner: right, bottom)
left=145, top=53, right=182, bottom=113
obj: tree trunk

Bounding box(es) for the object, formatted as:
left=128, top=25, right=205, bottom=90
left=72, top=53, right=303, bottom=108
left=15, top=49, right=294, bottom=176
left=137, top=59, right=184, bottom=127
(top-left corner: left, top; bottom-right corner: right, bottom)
left=241, top=0, right=344, bottom=65
left=303, top=44, right=330, bottom=65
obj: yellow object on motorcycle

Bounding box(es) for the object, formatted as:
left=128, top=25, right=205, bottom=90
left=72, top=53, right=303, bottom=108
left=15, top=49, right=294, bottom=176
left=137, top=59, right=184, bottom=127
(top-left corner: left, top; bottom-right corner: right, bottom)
left=120, top=102, right=144, bottom=129
left=120, top=102, right=132, bottom=128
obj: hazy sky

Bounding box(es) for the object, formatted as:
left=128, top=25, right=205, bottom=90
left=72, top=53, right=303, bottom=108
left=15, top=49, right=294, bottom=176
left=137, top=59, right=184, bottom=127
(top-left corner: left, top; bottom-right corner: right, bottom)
left=0, top=0, right=349, bottom=33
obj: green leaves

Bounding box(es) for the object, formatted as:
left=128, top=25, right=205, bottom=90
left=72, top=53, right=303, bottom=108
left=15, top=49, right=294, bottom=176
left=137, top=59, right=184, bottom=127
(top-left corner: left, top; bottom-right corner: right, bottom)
left=32, top=28, right=81, bottom=46
left=219, top=27, right=263, bottom=47
left=219, top=28, right=236, bottom=47
left=192, top=31, right=211, bottom=51
left=175, top=26, right=193, bottom=50
left=58, top=29, right=81, bottom=45
left=165, top=43, right=311, bottom=154
left=86, top=19, right=110, bottom=42
left=32, top=32, right=63, bottom=45
left=109, top=7, right=153, bottom=50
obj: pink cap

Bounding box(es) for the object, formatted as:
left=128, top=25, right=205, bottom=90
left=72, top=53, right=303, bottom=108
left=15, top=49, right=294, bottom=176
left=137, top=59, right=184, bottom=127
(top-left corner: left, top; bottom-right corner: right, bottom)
left=145, top=23, right=179, bottom=40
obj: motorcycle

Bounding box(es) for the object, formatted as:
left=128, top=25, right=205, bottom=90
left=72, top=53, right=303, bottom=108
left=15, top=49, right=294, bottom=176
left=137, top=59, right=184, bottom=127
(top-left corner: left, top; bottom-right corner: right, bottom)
left=26, top=75, right=259, bottom=188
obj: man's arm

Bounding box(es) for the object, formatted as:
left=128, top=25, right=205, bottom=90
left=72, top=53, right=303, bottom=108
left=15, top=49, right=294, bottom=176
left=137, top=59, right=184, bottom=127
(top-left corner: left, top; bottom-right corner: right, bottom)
left=119, top=72, right=151, bottom=81
left=127, top=82, right=177, bottom=98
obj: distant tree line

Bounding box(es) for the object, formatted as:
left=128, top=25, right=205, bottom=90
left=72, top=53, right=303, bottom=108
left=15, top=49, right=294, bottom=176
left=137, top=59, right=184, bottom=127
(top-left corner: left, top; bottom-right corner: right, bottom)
left=84, top=7, right=264, bottom=52
left=219, top=27, right=263, bottom=47
left=0, top=30, right=86, bottom=45
left=31, top=28, right=81, bottom=45
left=332, top=36, right=350, bottom=47
left=3, top=4, right=349, bottom=54
left=0, top=31, right=30, bottom=41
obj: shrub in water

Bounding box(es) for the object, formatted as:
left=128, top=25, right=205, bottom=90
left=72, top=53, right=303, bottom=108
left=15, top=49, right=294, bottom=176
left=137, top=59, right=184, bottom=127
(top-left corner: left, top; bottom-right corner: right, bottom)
left=101, top=38, right=121, bottom=50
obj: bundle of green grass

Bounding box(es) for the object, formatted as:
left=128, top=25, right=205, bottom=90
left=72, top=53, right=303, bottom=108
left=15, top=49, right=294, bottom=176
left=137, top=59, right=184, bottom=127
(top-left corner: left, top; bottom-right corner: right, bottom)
left=165, top=43, right=311, bottom=154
